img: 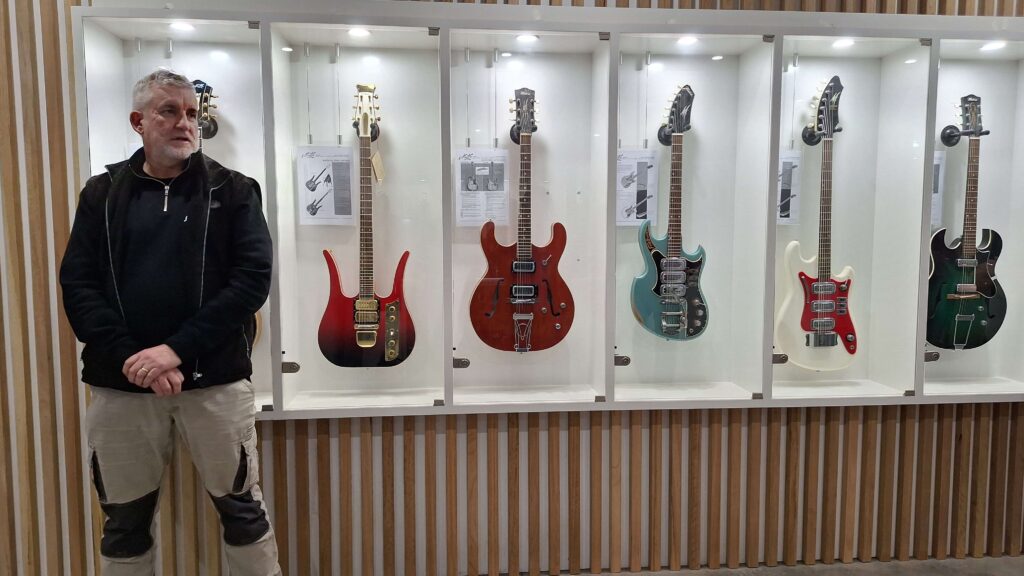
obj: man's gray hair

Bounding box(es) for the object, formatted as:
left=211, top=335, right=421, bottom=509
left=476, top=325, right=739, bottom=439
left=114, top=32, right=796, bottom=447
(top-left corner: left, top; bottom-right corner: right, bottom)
left=131, top=68, right=193, bottom=111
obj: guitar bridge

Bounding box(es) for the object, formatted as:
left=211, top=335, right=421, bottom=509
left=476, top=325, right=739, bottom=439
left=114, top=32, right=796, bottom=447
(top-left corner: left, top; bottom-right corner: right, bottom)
left=805, top=332, right=839, bottom=347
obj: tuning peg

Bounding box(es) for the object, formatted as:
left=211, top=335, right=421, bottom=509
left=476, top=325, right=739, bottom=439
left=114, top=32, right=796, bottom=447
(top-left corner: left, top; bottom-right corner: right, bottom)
left=509, top=107, right=515, bottom=113
left=373, top=94, right=379, bottom=99
left=376, top=116, right=381, bottom=122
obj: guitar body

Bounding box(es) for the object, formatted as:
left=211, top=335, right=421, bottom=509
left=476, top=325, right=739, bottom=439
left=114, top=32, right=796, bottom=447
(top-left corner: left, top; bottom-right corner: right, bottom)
left=469, top=221, right=575, bottom=352
left=318, top=250, right=416, bottom=367
left=926, top=227, right=1006, bottom=349
left=775, top=241, right=857, bottom=371
left=630, top=220, right=708, bottom=340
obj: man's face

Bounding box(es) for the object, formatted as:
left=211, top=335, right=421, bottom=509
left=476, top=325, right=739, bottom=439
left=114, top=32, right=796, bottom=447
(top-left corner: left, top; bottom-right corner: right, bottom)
left=131, top=85, right=199, bottom=165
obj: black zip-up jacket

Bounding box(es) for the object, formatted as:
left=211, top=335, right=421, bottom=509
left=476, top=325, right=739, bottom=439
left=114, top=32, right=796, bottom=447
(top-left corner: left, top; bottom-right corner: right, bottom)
left=60, top=148, right=272, bottom=392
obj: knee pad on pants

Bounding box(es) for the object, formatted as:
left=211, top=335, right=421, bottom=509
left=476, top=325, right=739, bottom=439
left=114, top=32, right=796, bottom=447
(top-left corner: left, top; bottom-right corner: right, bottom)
left=99, top=489, right=160, bottom=558
left=210, top=490, right=271, bottom=546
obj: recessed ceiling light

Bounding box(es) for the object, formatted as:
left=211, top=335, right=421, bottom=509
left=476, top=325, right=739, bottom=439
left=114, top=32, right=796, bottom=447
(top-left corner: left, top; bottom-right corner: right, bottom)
left=501, top=52, right=512, bottom=58
left=169, top=22, right=194, bottom=32
left=832, top=38, right=855, bottom=49
left=904, top=58, right=917, bottom=64
left=281, top=46, right=294, bottom=52
left=348, top=28, right=371, bottom=38
left=981, top=41, right=1007, bottom=52
left=677, top=36, right=698, bottom=46
left=517, top=34, right=538, bottom=44
left=711, top=55, right=724, bottom=61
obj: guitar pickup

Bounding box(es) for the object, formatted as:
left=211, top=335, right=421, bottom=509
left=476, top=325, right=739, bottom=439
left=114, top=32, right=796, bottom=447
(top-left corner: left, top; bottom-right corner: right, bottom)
left=811, top=282, right=836, bottom=295
left=810, top=318, right=835, bottom=331
left=511, top=285, right=536, bottom=299
left=956, top=283, right=977, bottom=293
left=955, top=314, right=975, bottom=322
left=661, top=258, right=685, bottom=271
left=660, top=271, right=685, bottom=284
left=957, top=258, right=978, bottom=268
left=810, top=300, right=835, bottom=313
left=805, top=332, right=838, bottom=347
left=512, top=261, right=535, bottom=273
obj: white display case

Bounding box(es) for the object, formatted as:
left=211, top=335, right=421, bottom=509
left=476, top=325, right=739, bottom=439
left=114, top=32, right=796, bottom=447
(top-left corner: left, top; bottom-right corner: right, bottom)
left=78, top=16, right=273, bottom=409
left=613, top=33, right=773, bottom=403
left=922, top=39, right=1024, bottom=398
left=770, top=36, right=931, bottom=401
left=449, top=29, right=610, bottom=408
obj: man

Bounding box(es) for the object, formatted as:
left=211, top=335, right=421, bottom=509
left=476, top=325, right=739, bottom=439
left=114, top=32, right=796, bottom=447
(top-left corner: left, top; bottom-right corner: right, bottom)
left=60, top=69, right=281, bottom=575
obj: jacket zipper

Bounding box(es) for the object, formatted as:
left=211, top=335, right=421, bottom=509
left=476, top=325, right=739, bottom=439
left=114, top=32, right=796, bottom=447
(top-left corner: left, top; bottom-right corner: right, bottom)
left=193, top=179, right=228, bottom=381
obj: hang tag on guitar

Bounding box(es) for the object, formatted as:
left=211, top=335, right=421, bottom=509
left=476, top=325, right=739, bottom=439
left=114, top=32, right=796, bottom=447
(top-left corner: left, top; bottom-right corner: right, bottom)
left=370, top=151, right=385, bottom=183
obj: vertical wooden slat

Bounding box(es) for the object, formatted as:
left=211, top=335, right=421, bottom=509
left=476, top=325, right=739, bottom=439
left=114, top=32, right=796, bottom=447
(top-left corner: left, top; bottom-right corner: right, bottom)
left=272, top=421, right=290, bottom=575
left=341, top=419, right=354, bottom=576
left=934, top=405, right=955, bottom=560
left=296, top=421, right=311, bottom=576
left=864, top=0, right=881, bottom=10
left=727, top=409, right=741, bottom=569
left=988, top=403, right=1011, bottom=556
left=629, top=411, right=642, bottom=572
left=998, top=0, right=1014, bottom=14
left=939, top=0, right=957, bottom=13
left=317, top=420, right=332, bottom=575
left=508, top=414, right=520, bottom=576
left=670, top=410, right=683, bottom=571
left=568, top=412, right=581, bottom=574
left=362, top=418, right=375, bottom=576
left=821, top=407, right=841, bottom=564
left=981, top=0, right=996, bottom=14
left=467, top=415, right=479, bottom=576
left=783, top=408, right=801, bottom=566
left=487, top=415, right=499, bottom=576
left=859, top=406, right=879, bottom=563
left=528, top=413, right=540, bottom=576
left=951, top=404, right=975, bottom=559
left=963, top=0, right=979, bottom=14
left=610, top=411, right=622, bottom=573
left=895, top=405, right=916, bottom=561
left=649, top=410, right=663, bottom=572
left=160, top=450, right=177, bottom=576
left=765, top=409, right=782, bottom=567
left=746, top=409, right=763, bottom=568
left=549, top=412, right=562, bottom=576
left=708, top=409, right=723, bottom=569
left=180, top=444, right=200, bottom=576
left=970, top=403, right=992, bottom=558
left=1007, top=403, right=1024, bottom=557
left=383, top=417, right=396, bottom=576
left=591, top=411, right=603, bottom=574
left=914, top=405, right=936, bottom=560
left=204, top=497, right=221, bottom=576
left=877, top=405, right=899, bottom=562
left=446, top=415, right=458, bottom=576
left=426, top=417, right=439, bottom=576
left=840, top=407, right=861, bottom=563
left=406, top=417, right=418, bottom=576
left=688, top=410, right=702, bottom=570
left=802, top=407, right=822, bottom=566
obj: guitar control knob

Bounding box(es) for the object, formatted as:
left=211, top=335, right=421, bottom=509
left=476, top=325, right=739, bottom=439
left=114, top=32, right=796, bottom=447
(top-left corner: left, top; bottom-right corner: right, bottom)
left=846, top=334, right=855, bottom=342
left=981, top=320, right=988, bottom=326
left=694, top=320, right=702, bottom=327
left=541, top=307, right=548, bottom=314
left=560, top=302, right=567, bottom=309
left=555, top=323, right=561, bottom=330
left=388, top=340, right=396, bottom=347
left=696, top=309, right=704, bottom=317
left=840, top=284, right=848, bottom=291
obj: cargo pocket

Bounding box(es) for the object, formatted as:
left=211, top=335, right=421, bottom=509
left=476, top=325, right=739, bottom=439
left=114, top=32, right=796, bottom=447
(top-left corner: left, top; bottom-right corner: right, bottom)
left=90, top=450, right=107, bottom=503
left=231, top=430, right=260, bottom=494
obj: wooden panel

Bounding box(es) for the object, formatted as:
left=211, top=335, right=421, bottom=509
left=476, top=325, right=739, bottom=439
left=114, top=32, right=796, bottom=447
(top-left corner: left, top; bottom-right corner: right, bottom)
left=934, top=405, right=954, bottom=560
left=179, top=444, right=200, bottom=576
left=940, top=0, right=957, bottom=13
left=406, top=417, right=418, bottom=576
left=629, top=411, right=642, bottom=572
left=204, top=496, right=221, bottom=576
left=914, top=406, right=936, bottom=560
left=610, top=411, right=623, bottom=573
left=746, top=409, right=763, bottom=568
left=727, top=409, right=742, bottom=569
left=802, top=408, right=822, bottom=566
left=649, top=410, right=663, bottom=571
left=467, top=415, right=478, bottom=576
left=383, top=417, right=396, bottom=576
left=508, top=414, right=520, bottom=576
left=688, top=410, right=702, bottom=569
left=1007, top=403, right=1024, bottom=556
left=296, top=421, right=311, bottom=575
left=964, top=0, right=979, bottom=14
left=765, top=409, right=782, bottom=567
left=362, top=418, right=375, bottom=576
left=446, top=415, right=458, bottom=576
left=951, top=404, right=975, bottom=559
left=708, top=409, right=723, bottom=569
left=422, top=417, right=434, bottom=576
left=529, top=413, right=541, bottom=576
left=840, top=407, right=861, bottom=563
left=340, top=419, right=354, bottom=576
left=568, top=412, right=581, bottom=574
left=272, top=421, right=290, bottom=575
left=549, top=412, right=562, bottom=576
left=317, top=420, right=332, bottom=575
left=970, top=403, right=992, bottom=558
left=895, top=406, right=916, bottom=561
left=877, top=405, right=899, bottom=562
left=670, top=411, right=683, bottom=571
left=981, top=0, right=996, bottom=14
left=591, top=411, right=604, bottom=574
left=821, top=407, right=841, bottom=564
left=859, top=406, right=879, bottom=563
left=487, top=415, right=499, bottom=576
left=988, top=403, right=1011, bottom=556
left=783, top=408, right=801, bottom=566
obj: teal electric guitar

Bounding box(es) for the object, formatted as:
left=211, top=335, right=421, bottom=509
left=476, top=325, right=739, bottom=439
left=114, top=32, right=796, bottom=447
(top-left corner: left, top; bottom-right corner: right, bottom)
left=630, top=85, right=708, bottom=340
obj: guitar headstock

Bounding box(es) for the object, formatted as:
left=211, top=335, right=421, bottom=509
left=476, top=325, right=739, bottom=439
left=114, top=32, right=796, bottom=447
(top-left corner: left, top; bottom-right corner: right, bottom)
left=192, top=79, right=218, bottom=140
left=657, top=84, right=694, bottom=146
left=509, top=87, right=537, bottom=145
left=940, top=94, right=990, bottom=147
left=802, top=75, right=843, bottom=146
left=352, top=83, right=381, bottom=142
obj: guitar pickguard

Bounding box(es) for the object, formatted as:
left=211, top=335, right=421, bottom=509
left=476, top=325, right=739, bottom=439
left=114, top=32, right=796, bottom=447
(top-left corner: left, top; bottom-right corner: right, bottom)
left=797, top=272, right=856, bottom=355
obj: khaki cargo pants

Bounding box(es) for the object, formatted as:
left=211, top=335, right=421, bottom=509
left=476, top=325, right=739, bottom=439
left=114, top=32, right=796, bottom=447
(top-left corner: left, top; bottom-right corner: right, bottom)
left=87, top=379, right=282, bottom=575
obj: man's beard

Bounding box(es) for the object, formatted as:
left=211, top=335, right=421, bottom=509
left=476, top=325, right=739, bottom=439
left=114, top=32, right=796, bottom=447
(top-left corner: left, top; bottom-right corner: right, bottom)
left=161, top=141, right=196, bottom=162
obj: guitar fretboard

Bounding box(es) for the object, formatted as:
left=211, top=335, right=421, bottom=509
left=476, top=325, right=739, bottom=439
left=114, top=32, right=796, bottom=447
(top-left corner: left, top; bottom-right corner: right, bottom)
left=961, top=137, right=981, bottom=260
left=817, top=138, right=833, bottom=281
left=667, top=133, right=684, bottom=259
left=517, top=133, right=533, bottom=261
left=359, top=135, right=374, bottom=298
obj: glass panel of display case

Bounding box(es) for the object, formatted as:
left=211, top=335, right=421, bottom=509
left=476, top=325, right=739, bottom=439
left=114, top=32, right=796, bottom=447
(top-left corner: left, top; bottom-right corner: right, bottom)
left=923, top=39, right=1024, bottom=398
left=771, top=36, right=930, bottom=400
left=450, top=30, right=609, bottom=407
left=269, top=24, right=444, bottom=411
left=613, top=34, right=773, bottom=403
left=80, top=17, right=272, bottom=409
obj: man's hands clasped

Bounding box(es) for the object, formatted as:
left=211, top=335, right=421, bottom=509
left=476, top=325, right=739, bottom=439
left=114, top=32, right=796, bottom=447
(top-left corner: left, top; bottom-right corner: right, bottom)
left=123, top=344, right=184, bottom=396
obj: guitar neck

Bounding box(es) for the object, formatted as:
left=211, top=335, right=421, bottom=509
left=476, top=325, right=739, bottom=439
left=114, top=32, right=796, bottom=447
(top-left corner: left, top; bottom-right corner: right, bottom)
left=961, top=137, right=980, bottom=259
left=517, top=133, right=533, bottom=261
left=817, top=138, right=833, bottom=280
left=359, top=135, right=374, bottom=298
left=667, top=133, right=684, bottom=259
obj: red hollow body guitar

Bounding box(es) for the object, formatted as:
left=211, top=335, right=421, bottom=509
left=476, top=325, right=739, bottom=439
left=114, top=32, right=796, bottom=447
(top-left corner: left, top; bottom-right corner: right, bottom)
left=318, top=84, right=415, bottom=367
left=468, top=88, right=575, bottom=352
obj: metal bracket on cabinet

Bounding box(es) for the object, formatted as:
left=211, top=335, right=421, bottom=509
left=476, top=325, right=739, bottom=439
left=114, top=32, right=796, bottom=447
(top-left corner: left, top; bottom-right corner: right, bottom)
left=904, top=389, right=916, bottom=397
left=772, top=353, right=789, bottom=364
left=920, top=38, right=932, bottom=47
left=282, top=361, right=300, bottom=373
left=428, top=27, right=440, bottom=36
left=595, top=395, right=606, bottom=403
left=599, top=32, right=610, bottom=41
left=433, top=398, right=445, bottom=407
left=260, top=404, right=273, bottom=412
left=614, top=355, right=631, bottom=367
left=752, top=392, right=764, bottom=400
left=763, top=34, right=775, bottom=43
left=924, top=351, right=940, bottom=362
left=453, top=357, right=470, bottom=369
left=248, top=21, right=260, bottom=30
